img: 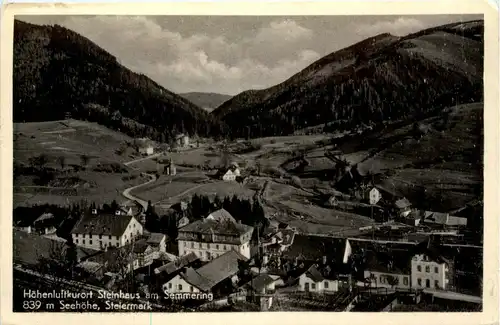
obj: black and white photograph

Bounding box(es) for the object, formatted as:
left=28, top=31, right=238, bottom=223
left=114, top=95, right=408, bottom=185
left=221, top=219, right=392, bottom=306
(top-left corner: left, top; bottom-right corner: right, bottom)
left=7, top=9, right=490, bottom=315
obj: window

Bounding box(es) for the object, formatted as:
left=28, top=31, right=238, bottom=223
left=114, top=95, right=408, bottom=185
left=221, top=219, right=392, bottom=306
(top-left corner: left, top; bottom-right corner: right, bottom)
left=224, top=245, right=227, bottom=250
left=99, top=235, right=102, bottom=239
left=89, top=240, right=93, bottom=245
left=380, top=275, right=384, bottom=283
left=426, top=279, right=430, bottom=288
left=168, top=283, right=172, bottom=289
left=75, top=239, right=79, bottom=244
left=425, top=266, right=430, bottom=273
left=83, top=240, right=86, bottom=245
left=417, top=265, right=422, bottom=272
left=403, top=277, right=409, bottom=286
left=417, top=278, right=422, bottom=286
left=190, top=286, right=194, bottom=292
left=324, top=281, right=329, bottom=288
left=178, top=284, right=183, bottom=291
left=109, top=235, right=112, bottom=240
left=133, top=224, right=135, bottom=228
left=434, top=267, right=439, bottom=273
left=311, top=283, right=316, bottom=290
left=191, top=242, right=194, bottom=248
left=194, top=242, right=198, bottom=249
left=435, top=280, right=439, bottom=288
left=216, top=244, right=219, bottom=249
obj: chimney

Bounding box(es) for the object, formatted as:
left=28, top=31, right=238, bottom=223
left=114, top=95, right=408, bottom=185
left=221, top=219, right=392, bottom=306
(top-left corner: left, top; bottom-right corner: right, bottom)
left=91, top=209, right=98, bottom=215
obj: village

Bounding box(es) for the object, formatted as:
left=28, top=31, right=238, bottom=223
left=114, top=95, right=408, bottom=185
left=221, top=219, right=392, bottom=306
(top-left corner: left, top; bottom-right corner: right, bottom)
left=13, top=131, right=483, bottom=312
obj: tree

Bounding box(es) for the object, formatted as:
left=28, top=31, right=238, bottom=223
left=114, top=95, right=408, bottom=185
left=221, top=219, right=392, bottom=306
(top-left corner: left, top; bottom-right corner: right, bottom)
left=290, top=176, right=302, bottom=188
left=57, top=156, right=66, bottom=170
left=213, top=196, right=222, bottom=209
left=386, top=275, right=399, bottom=289
left=29, top=153, right=49, bottom=170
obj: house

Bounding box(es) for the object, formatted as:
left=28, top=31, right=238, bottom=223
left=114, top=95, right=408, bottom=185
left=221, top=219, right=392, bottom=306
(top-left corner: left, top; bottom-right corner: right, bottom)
left=132, top=240, right=158, bottom=269
left=217, top=164, right=241, bottom=182
left=177, top=216, right=190, bottom=229
left=326, top=196, right=339, bottom=207
left=146, top=233, right=167, bottom=253
left=71, top=209, right=144, bottom=251
left=137, top=140, right=154, bottom=156
left=175, top=134, right=190, bottom=148
left=241, top=274, right=278, bottom=295
left=410, top=240, right=453, bottom=290
left=31, top=212, right=58, bottom=235
left=206, top=208, right=236, bottom=223
left=162, top=250, right=248, bottom=294
left=76, top=260, right=105, bottom=279
left=394, top=198, right=412, bottom=217
left=154, top=252, right=200, bottom=276
left=421, top=211, right=468, bottom=228
left=177, top=218, right=254, bottom=261
left=365, top=187, right=382, bottom=205
left=296, top=264, right=339, bottom=293
left=164, top=159, right=177, bottom=176
left=363, top=251, right=411, bottom=289
left=401, top=210, right=422, bottom=227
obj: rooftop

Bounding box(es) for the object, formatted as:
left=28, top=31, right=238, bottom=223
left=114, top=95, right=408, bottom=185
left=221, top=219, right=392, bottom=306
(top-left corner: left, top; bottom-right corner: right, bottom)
left=242, top=274, right=276, bottom=292
left=207, top=209, right=236, bottom=223
left=178, top=219, right=253, bottom=237
left=71, top=212, right=135, bottom=237
left=180, top=250, right=248, bottom=292
left=154, top=252, right=199, bottom=275
left=147, top=233, right=166, bottom=245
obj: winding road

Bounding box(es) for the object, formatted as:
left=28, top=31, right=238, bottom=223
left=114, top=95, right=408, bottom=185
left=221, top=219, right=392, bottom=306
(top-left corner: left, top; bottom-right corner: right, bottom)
left=121, top=153, right=161, bottom=210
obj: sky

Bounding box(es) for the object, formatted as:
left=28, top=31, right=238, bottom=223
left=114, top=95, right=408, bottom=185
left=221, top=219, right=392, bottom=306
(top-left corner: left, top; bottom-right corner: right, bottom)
left=19, top=14, right=482, bottom=95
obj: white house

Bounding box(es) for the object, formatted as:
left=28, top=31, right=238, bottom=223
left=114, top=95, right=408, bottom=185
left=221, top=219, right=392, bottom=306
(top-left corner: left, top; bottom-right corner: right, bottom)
left=146, top=232, right=167, bottom=253
left=366, top=187, right=382, bottom=205
left=71, top=209, right=144, bottom=251
left=297, top=265, right=339, bottom=293
left=411, top=253, right=450, bottom=290
left=177, top=217, right=254, bottom=261
left=175, top=134, right=190, bottom=148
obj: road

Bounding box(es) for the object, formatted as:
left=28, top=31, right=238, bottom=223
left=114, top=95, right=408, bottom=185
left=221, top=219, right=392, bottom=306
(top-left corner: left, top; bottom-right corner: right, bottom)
left=121, top=173, right=157, bottom=210
left=123, top=152, right=164, bottom=166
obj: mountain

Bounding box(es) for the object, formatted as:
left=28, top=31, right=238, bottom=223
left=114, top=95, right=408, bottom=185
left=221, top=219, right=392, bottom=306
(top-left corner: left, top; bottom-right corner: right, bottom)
left=13, top=20, right=223, bottom=141
left=179, top=92, right=232, bottom=112
left=213, top=20, right=484, bottom=139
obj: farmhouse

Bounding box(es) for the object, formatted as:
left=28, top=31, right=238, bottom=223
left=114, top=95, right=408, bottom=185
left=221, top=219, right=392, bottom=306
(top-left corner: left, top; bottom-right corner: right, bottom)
left=175, top=134, right=190, bottom=148
left=71, top=208, right=144, bottom=251
left=177, top=218, right=254, bottom=261
left=162, top=250, right=248, bottom=294
left=136, top=138, right=154, bottom=155
left=296, top=264, right=339, bottom=293
left=421, top=211, right=468, bottom=228
left=217, top=164, right=241, bottom=181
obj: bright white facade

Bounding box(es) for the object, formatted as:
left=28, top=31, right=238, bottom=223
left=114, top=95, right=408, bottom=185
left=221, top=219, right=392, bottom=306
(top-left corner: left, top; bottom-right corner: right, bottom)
left=411, top=253, right=449, bottom=290
left=71, top=212, right=144, bottom=251
left=162, top=274, right=202, bottom=294
left=298, top=273, right=339, bottom=293
left=368, top=188, right=382, bottom=205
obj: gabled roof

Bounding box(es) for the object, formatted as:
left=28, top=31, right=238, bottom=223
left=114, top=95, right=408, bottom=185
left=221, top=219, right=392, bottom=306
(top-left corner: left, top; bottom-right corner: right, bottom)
left=304, top=265, right=325, bottom=282
left=395, top=198, right=412, bottom=209
left=132, top=240, right=152, bottom=254
left=280, top=229, right=296, bottom=246
left=147, top=233, right=166, bottom=245
left=178, top=250, right=248, bottom=292
left=242, top=274, right=276, bottom=292
left=154, top=252, right=199, bottom=275
left=178, top=219, right=253, bottom=237
left=34, top=212, right=55, bottom=223
left=71, top=212, right=135, bottom=237
left=207, top=209, right=236, bottom=223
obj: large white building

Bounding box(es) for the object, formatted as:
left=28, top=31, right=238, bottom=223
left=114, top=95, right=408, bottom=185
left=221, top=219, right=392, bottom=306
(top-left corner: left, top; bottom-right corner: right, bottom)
left=71, top=209, right=144, bottom=251
left=177, top=214, right=254, bottom=261
left=411, top=253, right=450, bottom=290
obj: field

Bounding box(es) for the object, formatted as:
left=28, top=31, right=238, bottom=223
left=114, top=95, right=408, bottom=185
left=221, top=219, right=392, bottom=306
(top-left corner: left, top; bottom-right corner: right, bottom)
left=13, top=120, right=149, bottom=206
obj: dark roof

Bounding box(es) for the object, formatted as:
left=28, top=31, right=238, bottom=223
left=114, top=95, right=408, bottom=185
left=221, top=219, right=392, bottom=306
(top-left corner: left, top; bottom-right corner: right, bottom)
left=242, top=274, right=276, bottom=292
left=154, top=252, right=199, bottom=275
left=13, top=229, right=98, bottom=266
left=278, top=222, right=289, bottom=229
left=71, top=212, right=135, bottom=236
left=282, top=234, right=347, bottom=262
left=280, top=229, right=295, bottom=246
left=179, top=250, right=248, bottom=291
left=178, top=219, right=253, bottom=242
left=364, top=250, right=412, bottom=275
left=413, top=239, right=452, bottom=265
left=395, top=198, right=412, bottom=209
left=132, top=240, right=152, bottom=254
left=147, top=233, right=166, bottom=245
left=305, top=265, right=325, bottom=282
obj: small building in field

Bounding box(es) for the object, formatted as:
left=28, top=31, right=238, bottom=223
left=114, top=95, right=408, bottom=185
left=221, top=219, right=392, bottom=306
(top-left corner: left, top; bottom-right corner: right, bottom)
left=175, top=134, right=190, bottom=148
left=164, top=159, right=177, bottom=176
left=136, top=138, right=155, bottom=156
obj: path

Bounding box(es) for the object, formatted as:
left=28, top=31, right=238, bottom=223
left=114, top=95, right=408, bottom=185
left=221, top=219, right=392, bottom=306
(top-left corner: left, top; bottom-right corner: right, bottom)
left=124, top=152, right=164, bottom=166
left=122, top=173, right=157, bottom=210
